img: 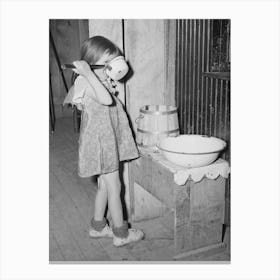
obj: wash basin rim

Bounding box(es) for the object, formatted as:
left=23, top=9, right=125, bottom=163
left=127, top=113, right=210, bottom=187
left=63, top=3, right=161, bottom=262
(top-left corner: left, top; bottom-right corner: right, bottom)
left=156, top=135, right=227, bottom=155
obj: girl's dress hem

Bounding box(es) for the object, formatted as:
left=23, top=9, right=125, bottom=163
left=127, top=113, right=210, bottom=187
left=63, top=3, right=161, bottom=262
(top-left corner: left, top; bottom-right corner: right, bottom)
left=68, top=76, right=139, bottom=178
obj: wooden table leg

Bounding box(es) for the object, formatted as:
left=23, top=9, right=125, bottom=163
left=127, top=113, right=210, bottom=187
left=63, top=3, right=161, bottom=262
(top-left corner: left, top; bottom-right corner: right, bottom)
left=173, top=177, right=227, bottom=259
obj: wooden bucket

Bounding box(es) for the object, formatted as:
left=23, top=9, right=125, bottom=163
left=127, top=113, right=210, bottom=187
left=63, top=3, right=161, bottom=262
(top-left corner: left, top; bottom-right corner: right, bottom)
left=136, top=105, right=179, bottom=148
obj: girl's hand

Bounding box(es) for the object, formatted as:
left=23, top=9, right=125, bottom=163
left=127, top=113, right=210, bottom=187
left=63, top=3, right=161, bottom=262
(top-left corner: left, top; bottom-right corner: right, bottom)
left=72, top=60, right=92, bottom=78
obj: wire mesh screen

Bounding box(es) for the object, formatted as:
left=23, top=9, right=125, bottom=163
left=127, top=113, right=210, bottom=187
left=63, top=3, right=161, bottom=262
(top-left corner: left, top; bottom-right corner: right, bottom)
left=175, top=19, right=230, bottom=161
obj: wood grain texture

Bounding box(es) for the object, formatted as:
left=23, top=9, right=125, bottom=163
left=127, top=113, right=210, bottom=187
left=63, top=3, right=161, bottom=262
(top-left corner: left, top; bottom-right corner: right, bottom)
left=129, top=152, right=227, bottom=257
left=50, top=195, right=86, bottom=261
left=50, top=118, right=135, bottom=261
left=89, top=19, right=123, bottom=51
left=125, top=19, right=166, bottom=133
left=126, top=19, right=177, bottom=227
left=50, top=118, right=230, bottom=261
left=130, top=155, right=175, bottom=210
left=174, top=184, right=191, bottom=252
left=173, top=242, right=226, bottom=261
left=50, top=170, right=109, bottom=261
left=49, top=230, right=65, bottom=261
left=124, top=210, right=175, bottom=261
left=136, top=105, right=179, bottom=147
left=132, top=182, right=168, bottom=222
left=174, top=177, right=225, bottom=254
left=164, top=20, right=177, bottom=106
left=49, top=20, right=89, bottom=118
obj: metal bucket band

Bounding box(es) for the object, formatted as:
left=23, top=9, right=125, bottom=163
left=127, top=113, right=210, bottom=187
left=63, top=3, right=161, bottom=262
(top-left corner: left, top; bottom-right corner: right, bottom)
left=139, top=108, right=177, bottom=115
left=137, top=128, right=179, bottom=135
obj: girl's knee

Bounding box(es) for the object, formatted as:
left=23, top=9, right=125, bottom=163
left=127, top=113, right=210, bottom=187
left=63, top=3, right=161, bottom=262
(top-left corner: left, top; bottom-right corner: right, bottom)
left=102, top=170, right=120, bottom=184
left=102, top=171, right=121, bottom=194
left=98, top=176, right=107, bottom=192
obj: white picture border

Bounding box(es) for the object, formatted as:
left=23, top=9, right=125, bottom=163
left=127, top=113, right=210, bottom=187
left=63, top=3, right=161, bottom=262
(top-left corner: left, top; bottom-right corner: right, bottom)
left=0, top=0, right=279, bottom=279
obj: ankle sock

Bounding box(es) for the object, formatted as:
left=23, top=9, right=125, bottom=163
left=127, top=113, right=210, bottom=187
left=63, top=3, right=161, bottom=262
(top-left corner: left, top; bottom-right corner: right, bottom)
left=91, top=217, right=107, bottom=232
left=112, top=221, right=129, bottom=238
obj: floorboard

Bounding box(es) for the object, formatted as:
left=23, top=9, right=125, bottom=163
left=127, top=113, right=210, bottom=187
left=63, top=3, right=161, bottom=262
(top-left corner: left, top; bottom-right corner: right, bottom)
left=49, top=229, right=65, bottom=261
left=50, top=197, right=85, bottom=261
left=49, top=117, right=230, bottom=262
left=50, top=171, right=109, bottom=261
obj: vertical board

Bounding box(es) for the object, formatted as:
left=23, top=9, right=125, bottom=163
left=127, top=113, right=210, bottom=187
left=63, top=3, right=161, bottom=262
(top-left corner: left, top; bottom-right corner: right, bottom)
left=175, top=19, right=231, bottom=226
left=125, top=19, right=176, bottom=220
left=175, top=19, right=230, bottom=162
left=124, top=19, right=165, bottom=133
left=49, top=20, right=89, bottom=118
left=164, top=20, right=177, bottom=106
left=189, top=177, right=225, bottom=250
left=88, top=19, right=123, bottom=51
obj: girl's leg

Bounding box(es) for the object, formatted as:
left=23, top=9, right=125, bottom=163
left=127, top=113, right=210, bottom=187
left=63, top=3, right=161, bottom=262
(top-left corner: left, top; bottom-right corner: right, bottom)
left=102, top=170, right=124, bottom=228
left=99, top=170, right=144, bottom=246
left=93, top=176, right=108, bottom=221
left=90, top=176, right=112, bottom=237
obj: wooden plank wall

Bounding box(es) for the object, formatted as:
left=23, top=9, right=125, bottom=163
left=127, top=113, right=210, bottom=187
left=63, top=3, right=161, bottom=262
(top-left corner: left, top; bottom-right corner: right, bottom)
left=175, top=19, right=231, bottom=225
left=124, top=20, right=176, bottom=221
left=124, top=19, right=166, bottom=132
left=175, top=19, right=230, bottom=161
left=49, top=20, right=89, bottom=118
left=164, top=20, right=177, bottom=107
left=88, top=19, right=123, bottom=51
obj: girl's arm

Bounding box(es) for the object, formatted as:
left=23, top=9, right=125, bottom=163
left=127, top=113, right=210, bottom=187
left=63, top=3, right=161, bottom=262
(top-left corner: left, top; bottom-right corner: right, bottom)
left=73, top=60, right=113, bottom=106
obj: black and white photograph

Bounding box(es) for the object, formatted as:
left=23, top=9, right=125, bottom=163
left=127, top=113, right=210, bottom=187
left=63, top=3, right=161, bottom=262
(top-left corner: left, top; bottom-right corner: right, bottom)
left=49, top=19, right=231, bottom=262
left=1, top=0, right=280, bottom=279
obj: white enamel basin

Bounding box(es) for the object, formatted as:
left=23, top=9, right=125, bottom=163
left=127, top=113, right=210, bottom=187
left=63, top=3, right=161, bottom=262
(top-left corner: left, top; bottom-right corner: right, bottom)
left=157, top=135, right=227, bottom=168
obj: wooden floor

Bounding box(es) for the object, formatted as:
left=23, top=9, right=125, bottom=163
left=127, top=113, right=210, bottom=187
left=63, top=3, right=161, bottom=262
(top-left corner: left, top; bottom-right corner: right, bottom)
left=49, top=117, right=230, bottom=262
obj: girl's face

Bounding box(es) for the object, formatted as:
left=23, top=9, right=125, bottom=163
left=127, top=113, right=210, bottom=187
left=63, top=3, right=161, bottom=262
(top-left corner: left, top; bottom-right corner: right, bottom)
left=94, top=51, right=118, bottom=81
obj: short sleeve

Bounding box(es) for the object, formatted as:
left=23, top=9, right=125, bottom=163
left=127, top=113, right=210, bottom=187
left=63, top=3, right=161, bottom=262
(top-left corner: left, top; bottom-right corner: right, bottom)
left=72, top=75, right=87, bottom=104
left=63, top=75, right=87, bottom=109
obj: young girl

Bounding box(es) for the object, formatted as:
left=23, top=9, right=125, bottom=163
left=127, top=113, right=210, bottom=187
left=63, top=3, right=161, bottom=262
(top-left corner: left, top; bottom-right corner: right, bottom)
left=64, top=36, right=144, bottom=247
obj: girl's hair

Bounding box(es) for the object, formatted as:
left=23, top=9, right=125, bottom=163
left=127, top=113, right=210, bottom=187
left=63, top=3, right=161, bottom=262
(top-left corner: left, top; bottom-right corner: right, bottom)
left=80, top=36, right=121, bottom=64
left=71, top=36, right=121, bottom=85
